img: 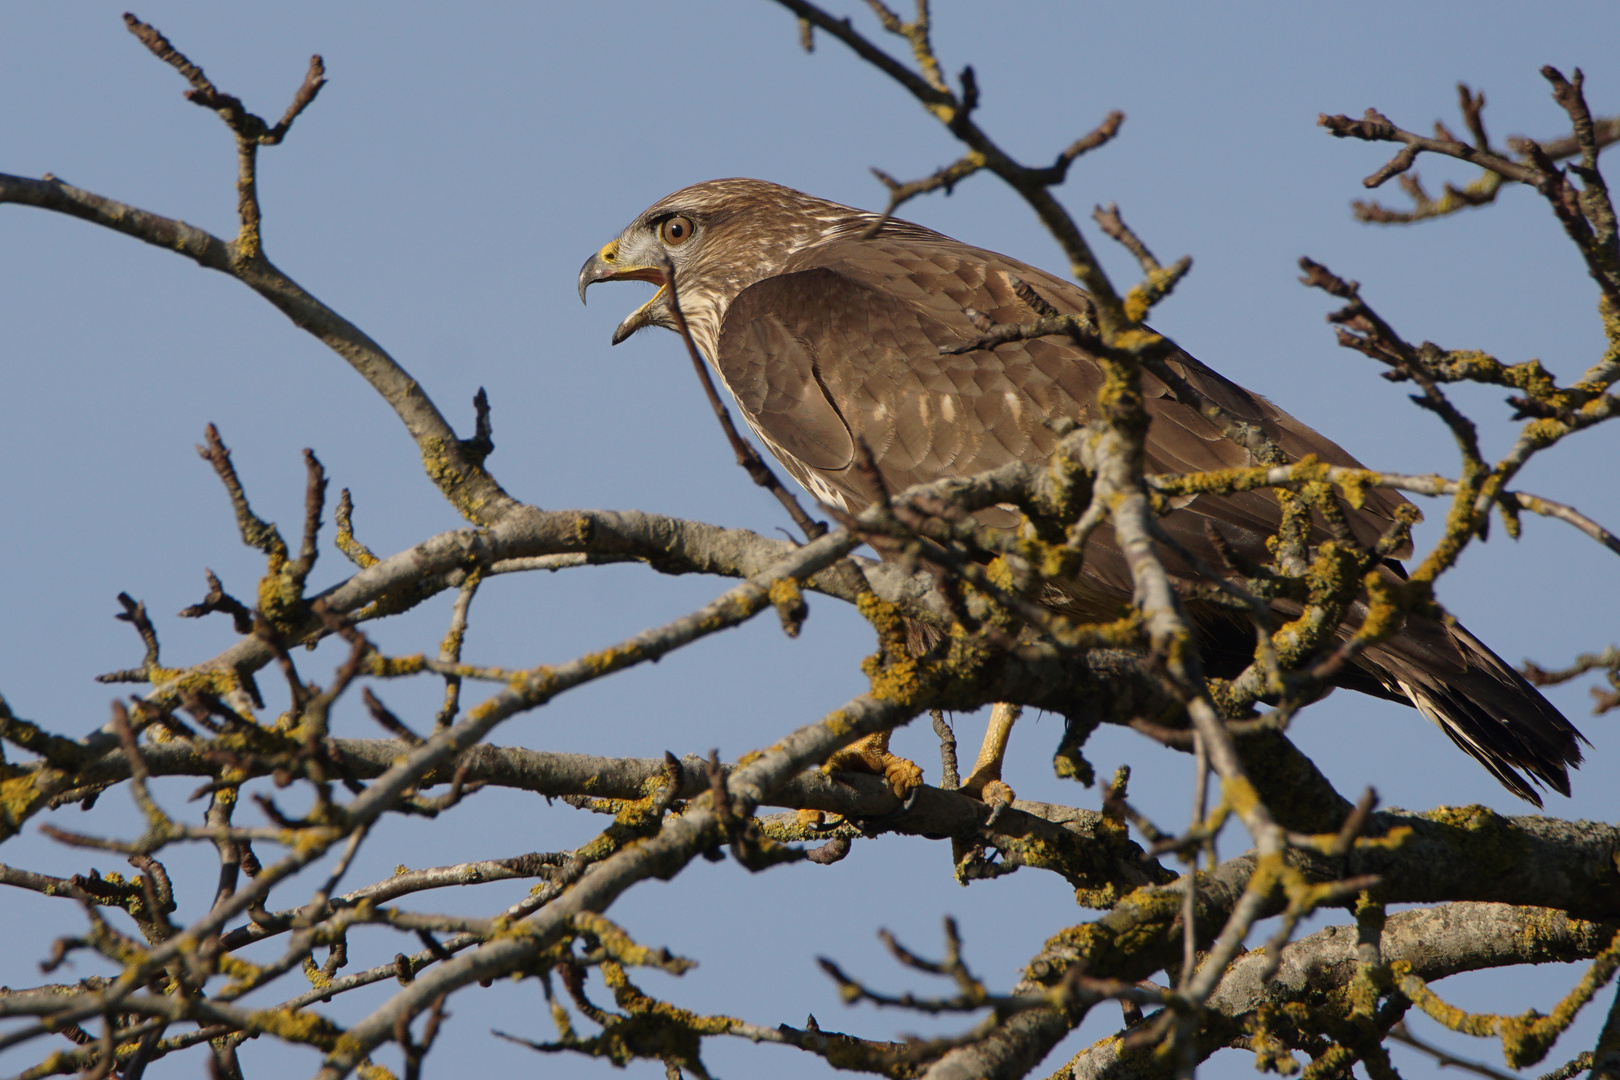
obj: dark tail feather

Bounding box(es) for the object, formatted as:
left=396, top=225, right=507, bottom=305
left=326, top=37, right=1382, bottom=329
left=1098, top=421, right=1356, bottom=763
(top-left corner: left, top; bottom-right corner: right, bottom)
left=1362, top=619, right=1586, bottom=807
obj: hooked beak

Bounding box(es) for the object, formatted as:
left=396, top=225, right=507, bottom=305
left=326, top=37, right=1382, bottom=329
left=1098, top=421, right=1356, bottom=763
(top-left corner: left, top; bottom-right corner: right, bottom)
left=578, top=241, right=669, bottom=345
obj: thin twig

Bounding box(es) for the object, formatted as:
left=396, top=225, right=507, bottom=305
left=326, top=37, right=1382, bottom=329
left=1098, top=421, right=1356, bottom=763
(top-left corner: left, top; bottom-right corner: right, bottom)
left=660, top=256, right=828, bottom=541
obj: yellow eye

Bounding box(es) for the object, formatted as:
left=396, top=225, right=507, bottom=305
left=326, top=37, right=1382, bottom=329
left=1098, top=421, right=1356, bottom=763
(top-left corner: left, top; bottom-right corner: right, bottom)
left=660, top=215, right=694, bottom=247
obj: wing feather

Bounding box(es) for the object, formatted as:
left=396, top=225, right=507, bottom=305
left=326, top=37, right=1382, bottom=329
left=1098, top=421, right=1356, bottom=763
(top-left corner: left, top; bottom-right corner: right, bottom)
left=718, top=235, right=1407, bottom=559
left=711, top=230, right=1579, bottom=800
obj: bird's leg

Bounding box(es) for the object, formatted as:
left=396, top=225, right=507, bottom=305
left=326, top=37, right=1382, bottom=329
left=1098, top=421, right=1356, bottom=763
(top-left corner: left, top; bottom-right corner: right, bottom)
left=959, top=702, right=1020, bottom=809
left=951, top=702, right=1021, bottom=875
left=822, top=729, right=924, bottom=799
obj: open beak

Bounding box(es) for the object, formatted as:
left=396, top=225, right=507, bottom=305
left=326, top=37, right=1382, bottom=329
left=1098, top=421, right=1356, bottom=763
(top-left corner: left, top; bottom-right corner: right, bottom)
left=578, top=241, right=669, bottom=345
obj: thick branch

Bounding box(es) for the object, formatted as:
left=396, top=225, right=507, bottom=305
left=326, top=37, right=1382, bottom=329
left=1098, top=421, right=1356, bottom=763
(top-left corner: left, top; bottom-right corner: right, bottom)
left=1063, top=903, right=1620, bottom=1079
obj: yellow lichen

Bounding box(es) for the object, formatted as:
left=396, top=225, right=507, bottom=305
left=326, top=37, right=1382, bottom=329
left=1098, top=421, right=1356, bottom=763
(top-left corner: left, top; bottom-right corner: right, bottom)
left=367, top=653, right=427, bottom=678
left=1387, top=915, right=1620, bottom=1067
left=1220, top=775, right=1260, bottom=821
left=251, top=1004, right=345, bottom=1048
left=301, top=955, right=333, bottom=989
left=573, top=913, right=695, bottom=973
left=334, top=491, right=379, bottom=569
left=0, top=771, right=47, bottom=840
left=767, top=576, right=807, bottom=637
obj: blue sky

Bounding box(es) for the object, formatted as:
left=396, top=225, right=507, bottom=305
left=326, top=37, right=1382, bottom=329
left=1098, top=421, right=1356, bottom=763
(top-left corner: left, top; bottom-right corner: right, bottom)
left=2, top=3, right=1617, bottom=1077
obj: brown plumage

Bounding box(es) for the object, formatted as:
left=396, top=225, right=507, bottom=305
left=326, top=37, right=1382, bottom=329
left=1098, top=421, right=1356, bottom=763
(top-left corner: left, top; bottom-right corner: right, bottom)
left=579, top=177, right=1584, bottom=805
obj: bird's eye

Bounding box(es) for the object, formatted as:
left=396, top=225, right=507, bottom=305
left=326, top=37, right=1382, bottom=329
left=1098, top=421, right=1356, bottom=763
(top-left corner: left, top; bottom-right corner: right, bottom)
left=660, top=215, right=694, bottom=247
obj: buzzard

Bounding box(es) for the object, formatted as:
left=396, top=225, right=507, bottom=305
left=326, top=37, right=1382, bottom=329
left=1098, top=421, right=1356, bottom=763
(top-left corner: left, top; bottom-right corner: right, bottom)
left=579, top=177, right=1584, bottom=805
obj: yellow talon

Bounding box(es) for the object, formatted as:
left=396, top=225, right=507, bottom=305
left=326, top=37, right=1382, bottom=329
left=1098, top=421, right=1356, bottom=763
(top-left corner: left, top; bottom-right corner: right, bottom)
left=976, top=778, right=1015, bottom=809
left=823, top=730, right=924, bottom=799
left=884, top=756, right=924, bottom=798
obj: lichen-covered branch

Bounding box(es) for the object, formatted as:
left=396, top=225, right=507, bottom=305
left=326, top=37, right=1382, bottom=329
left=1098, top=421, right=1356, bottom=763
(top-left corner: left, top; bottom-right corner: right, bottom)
left=3, top=11, right=1617, bottom=1080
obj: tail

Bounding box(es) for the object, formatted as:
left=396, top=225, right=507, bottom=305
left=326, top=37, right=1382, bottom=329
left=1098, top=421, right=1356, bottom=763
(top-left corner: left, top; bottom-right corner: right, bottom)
left=1362, top=618, right=1586, bottom=806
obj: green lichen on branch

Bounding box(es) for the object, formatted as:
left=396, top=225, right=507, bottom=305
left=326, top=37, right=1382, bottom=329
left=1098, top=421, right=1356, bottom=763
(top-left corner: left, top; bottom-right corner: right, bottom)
left=418, top=436, right=496, bottom=525
left=571, top=913, right=695, bottom=974
left=989, top=810, right=1168, bottom=909
left=518, top=960, right=740, bottom=1076
left=334, top=488, right=379, bottom=569
left=768, top=575, right=808, bottom=637
left=1122, top=256, right=1193, bottom=324
left=1394, top=925, right=1620, bottom=1067
left=855, top=591, right=994, bottom=710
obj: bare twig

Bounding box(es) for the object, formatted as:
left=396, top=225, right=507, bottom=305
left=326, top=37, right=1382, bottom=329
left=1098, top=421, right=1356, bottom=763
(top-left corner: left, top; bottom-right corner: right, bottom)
left=661, top=256, right=828, bottom=541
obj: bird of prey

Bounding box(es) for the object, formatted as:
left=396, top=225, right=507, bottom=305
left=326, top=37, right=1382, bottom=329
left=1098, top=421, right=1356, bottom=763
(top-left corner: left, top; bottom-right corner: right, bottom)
left=579, top=177, right=1584, bottom=806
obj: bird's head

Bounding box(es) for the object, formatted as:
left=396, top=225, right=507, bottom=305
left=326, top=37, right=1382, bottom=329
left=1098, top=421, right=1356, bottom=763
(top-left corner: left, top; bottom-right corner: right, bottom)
left=579, top=178, right=874, bottom=347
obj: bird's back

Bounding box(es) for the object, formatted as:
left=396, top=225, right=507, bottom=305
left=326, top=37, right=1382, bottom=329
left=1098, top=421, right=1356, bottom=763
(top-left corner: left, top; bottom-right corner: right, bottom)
left=711, top=217, right=1584, bottom=803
